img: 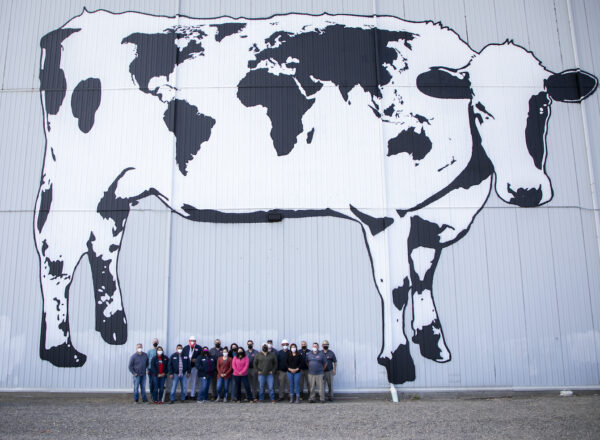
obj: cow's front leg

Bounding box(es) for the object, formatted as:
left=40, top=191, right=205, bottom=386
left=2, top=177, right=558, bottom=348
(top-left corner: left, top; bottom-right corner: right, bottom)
left=86, top=211, right=129, bottom=345
left=357, top=214, right=415, bottom=384
left=407, top=215, right=451, bottom=362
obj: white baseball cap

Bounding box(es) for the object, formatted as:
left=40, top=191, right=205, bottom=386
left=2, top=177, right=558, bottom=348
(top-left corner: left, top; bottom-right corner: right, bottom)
left=189, top=336, right=196, bottom=341
left=281, top=339, right=289, bottom=344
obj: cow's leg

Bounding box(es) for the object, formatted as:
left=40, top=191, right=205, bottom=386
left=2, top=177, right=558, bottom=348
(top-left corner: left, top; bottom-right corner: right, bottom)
left=358, top=216, right=415, bottom=384
left=86, top=212, right=129, bottom=345
left=35, top=183, right=89, bottom=367
left=408, top=246, right=451, bottom=362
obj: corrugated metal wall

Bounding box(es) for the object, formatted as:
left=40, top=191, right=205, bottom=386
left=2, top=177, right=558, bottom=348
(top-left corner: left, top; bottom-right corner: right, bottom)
left=0, top=0, right=599, bottom=391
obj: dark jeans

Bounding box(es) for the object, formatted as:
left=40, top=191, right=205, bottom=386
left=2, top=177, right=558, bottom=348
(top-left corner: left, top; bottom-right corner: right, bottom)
left=233, top=375, right=253, bottom=401
left=132, top=374, right=147, bottom=402
left=150, top=376, right=166, bottom=402
left=197, top=376, right=211, bottom=401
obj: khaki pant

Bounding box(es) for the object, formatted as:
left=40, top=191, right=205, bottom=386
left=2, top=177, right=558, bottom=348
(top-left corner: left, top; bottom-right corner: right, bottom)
left=278, top=371, right=289, bottom=399
left=323, top=370, right=334, bottom=399
left=308, top=374, right=324, bottom=402
left=247, top=368, right=258, bottom=399
left=299, top=370, right=309, bottom=395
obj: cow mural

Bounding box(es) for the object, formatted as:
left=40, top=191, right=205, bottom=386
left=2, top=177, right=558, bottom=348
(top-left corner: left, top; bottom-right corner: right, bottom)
left=34, top=9, right=598, bottom=384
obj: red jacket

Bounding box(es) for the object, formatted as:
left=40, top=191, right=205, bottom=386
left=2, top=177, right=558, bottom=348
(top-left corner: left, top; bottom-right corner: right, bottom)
left=217, top=357, right=233, bottom=379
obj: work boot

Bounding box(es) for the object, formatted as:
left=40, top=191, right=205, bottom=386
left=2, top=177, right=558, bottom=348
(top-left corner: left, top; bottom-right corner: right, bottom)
left=296, top=394, right=301, bottom=403
left=289, top=396, right=294, bottom=403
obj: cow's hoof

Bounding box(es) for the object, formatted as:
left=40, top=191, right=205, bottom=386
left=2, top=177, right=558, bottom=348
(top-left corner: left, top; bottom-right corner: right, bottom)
left=377, top=345, right=415, bottom=384
left=412, top=323, right=451, bottom=363
left=40, top=343, right=87, bottom=367
left=96, top=309, right=127, bottom=345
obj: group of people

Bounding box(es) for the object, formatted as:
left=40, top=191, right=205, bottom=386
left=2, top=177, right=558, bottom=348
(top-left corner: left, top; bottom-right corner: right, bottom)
left=128, top=337, right=338, bottom=404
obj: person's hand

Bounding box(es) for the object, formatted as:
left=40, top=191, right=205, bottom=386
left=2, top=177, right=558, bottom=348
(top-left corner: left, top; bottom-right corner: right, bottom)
left=169, top=375, right=173, bottom=379
left=333, top=370, right=337, bottom=376
left=186, top=373, right=190, bottom=378
left=133, top=373, right=137, bottom=377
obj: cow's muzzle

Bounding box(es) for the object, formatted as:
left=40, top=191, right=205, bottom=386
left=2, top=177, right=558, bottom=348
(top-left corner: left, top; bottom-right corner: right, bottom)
left=495, top=174, right=553, bottom=207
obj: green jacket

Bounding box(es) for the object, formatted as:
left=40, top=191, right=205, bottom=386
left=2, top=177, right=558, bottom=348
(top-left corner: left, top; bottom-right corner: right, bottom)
left=253, top=351, right=278, bottom=375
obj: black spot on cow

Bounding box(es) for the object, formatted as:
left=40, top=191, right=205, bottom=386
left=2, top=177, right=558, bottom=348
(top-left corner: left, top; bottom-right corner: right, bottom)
left=412, top=113, right=430, bottom=124
left=248, top=25, right=414, bottom=102
left=37, top=184, right=52, bottom=232
left=507, top=185, right=543, bottom=207
left=525, top=92, right=550, bottom=170
left=412, top=319, right=448, bottom=361
left=109, top=244, right=120, bottom=252
left=211, top=23, right=246, bottom=42
left=377, top=344, right=416, bottom=384
left=162, top=99, right=216, bottom=174
left=41, top=240, right=49, bottom=256
left=97, top=168, right=134, bottom=237
left=39, top=28, right=81, bottom=117
left=392, top=277, right=410, bottom=310
left=181, top=204, right=350, bottom=223
left=349, top=205, right=394, bottom=235
left=416, top=67, right=472, bottom=100
left=121, top=31, right=205, bottom=94
left=387, top=127, right=432, bottom=160
left=238, top=69, right=315, bottom=156
left=306, top=128, right=315, bottom=144
left=383, top=104, right=395, bottom=116
left=45, top=257, right=64, bottom=277
left=71, top=78, right=101, bottom=133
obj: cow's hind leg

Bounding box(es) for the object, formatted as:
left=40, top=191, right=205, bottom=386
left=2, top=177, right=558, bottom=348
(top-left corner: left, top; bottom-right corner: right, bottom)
left=35, top=184, right=89, bottom=366
left=359, top=217, right=415, bottom=384
left=408, top=215, right=451, bottom=362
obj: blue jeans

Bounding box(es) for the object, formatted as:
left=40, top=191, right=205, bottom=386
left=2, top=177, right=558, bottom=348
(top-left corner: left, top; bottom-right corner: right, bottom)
left=233, top=375, right=253, bottom=401
left=132, top=374, right=147, bottom=402
left=197, top=376, right=211, bottom=401
left=258, top=374, right=274, bottom=401
left=170, top=375, right=187, bottom=402
left=216, top=377, right=231, bottom=399
left=287, top=371, right=301, bottom=396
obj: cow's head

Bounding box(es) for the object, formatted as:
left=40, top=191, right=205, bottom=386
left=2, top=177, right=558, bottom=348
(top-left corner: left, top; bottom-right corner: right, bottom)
left=417, top=42, right=598, bottom=207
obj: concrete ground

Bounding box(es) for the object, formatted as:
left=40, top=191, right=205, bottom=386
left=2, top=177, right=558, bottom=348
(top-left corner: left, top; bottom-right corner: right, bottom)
left=0, top=391, right=599, bottom=439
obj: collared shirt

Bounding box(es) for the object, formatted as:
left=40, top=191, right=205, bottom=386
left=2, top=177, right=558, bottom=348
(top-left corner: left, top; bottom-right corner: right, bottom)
left=246, top=349, right=258, bottom=368
left=323, top=350, right=337, bottom=371
left=306, top=351, right=327, bottom=375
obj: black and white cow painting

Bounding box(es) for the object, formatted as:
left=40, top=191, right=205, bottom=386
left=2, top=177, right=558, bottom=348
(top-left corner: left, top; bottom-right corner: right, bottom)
left=34, top=9, right=598, bottom=384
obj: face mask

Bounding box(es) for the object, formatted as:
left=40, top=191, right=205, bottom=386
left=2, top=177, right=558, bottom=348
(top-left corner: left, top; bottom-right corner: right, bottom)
left=157, top=350, right=163, bottom=356
left=223, top=353, right=228, bottom=358
left=267, top=344, right=272, bottom=349
left=301, top=346, right=307, bottom=350
left=238, top=352, right=244, bottom=357
left=282, top=345, right=289, bottom=351
left=153, top=343, right=158, bottom=348
left=291, top=347, right=297, bottom=353
left=323, top=345, right=329, bottom=350
left=262, top=346, right=268, bottom=352
left=177, top=349, right=183, bottom=354
left=136, top=347, right=142, bottom=353
left=203, top=351, right=208, bottom=356
left=190, top=342, right=195, bottom=347
left=215, top=343, right=221, bottom=348
left=248, top=344, right=253, bottom=350
left=312, top=347, right=318, bottom=353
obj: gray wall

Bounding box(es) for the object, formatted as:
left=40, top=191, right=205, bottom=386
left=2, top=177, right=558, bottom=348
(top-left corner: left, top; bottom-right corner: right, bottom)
left=1, top=0, right=599, bottom=391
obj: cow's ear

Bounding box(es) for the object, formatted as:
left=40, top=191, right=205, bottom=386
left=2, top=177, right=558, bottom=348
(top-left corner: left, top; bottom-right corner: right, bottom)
left=545, top=69, right=598, bottom=102
left=416, top=67, right=472, bottom=99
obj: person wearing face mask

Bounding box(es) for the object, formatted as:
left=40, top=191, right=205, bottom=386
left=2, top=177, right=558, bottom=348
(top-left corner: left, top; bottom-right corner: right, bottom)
left=196, top=347, right=214, bottom=403
left=147, top=338, right=159, bottom=399
left=232, top=348, right=254, bottom=402
left=277, top=339, right=291, bottom=401
left=149, top=346, right=169, bottom=403
left=253, top=343, right=277, bottom=403
left=266, top=339, right=278, bottom=394
left=246, top=340, right=259, bottom=400
left=129, top=343, right=149, bottom=403
left=321, top=340, right=338, bottom=402
left=183, top=336, right=200, bottom=400
left=228, top=343, right=239, bottom=397
left=216, top=347, right=233, bottom=402
left=209, top=339, right=222, bottom=400
left=168, top=344, right=191, bottom=403
left=299, top=341, right=310, bottom=399
left=306, top=342, right=327, bottom=403
left=286, top=343, right=302, bottom=403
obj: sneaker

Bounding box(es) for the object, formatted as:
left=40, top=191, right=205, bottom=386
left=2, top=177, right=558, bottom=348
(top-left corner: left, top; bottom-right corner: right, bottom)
left=153, top=401, right=159, bottom=404
left=133, top=400, right=138, bottom=404
left=169, top=401, right=174, bottom=404
left=328, top=397, right=334, bottom=402
left=215, top=398, right=221, bottom=403
left=271, top=400, right=276, bottom=404
left=158, top=401, right=163, bottom=404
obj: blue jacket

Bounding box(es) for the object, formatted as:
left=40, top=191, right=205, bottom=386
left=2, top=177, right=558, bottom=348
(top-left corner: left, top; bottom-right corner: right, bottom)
left=168, top=352, right=191, bottom=375
left=149, top=354, right=170, bottom=376
left=196, top=355, right=214, bottom=377
left=277, top=349, right=290, bottom=372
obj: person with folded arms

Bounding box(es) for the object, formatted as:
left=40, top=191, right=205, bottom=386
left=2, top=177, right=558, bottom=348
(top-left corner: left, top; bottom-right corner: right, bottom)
left=232, top=347, right=254, bottom=402
left=216, top=347, right=233, bottom=402
left=149, top=346, right=169, bottom=404
left=286, top=343, right=302, bottom=403
left=168, top=344, right=190, bottom=404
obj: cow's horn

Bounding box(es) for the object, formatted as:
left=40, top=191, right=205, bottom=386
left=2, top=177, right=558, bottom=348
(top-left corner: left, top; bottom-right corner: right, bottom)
left=545, top=69, right=598, bottom=103
left=416, top=67, right=472, bottom=99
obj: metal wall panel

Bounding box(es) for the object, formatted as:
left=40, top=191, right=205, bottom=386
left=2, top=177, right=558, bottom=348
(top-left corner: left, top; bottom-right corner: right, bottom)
left=0, top=0, right=599, bottom=392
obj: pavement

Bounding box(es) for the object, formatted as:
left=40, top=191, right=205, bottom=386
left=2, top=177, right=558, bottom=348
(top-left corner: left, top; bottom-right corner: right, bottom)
left=0, top=391, right=599, bottom=439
